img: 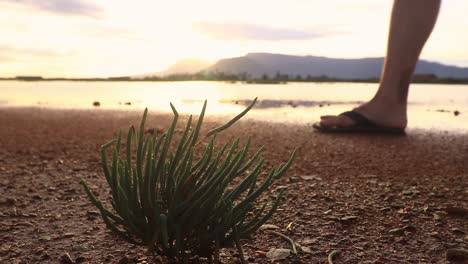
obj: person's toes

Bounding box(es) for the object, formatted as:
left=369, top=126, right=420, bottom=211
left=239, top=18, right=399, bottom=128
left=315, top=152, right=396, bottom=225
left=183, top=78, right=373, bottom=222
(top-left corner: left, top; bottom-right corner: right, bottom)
left=320, top=115, right=335, bottom=120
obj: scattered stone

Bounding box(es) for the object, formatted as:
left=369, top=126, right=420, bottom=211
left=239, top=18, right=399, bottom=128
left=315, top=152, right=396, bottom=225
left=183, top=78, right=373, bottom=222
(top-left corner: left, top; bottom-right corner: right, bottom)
left=380, top=207, right=391, bottom=212
left=32, top=194, right=42, bottom=200
left=402, top=189, right=419, bottom=196
left=275, top=185, right=288, bottom=191
left=16, top=221, right=34, bottom=227
left=340, top=216, right=358, bottom=222
left=429, top=192, right=445, bottom=198
left=266, top=248, right=290, bottom=260
left=260, top=224, right=280, bottom=230
left=388, top=228, right=405, bottom=235
left=300, top=238, right=317, bottom=245
left=451, top=228, right=465, bottom=235
left=433, top=213, right=443, bottom=221
left=403, top=225, right=417, bottom=232
left=60, top=253, right=74, bottom=264
left=300, top=175, right=322, bottom=181
left=454, top=110, right=460, bottom=116
left=93, top=101, right=100, bottom=107
left=87, top=210, right=100, bottom=220
left=39, top=236, right=52, bottom=242
left=298, top=245, right=312, bottom=254
left=72, top=166, right=86, bottom=172
left=446, top=248, right=468, bottom=261
left=62, top=232, right=75, bottom=238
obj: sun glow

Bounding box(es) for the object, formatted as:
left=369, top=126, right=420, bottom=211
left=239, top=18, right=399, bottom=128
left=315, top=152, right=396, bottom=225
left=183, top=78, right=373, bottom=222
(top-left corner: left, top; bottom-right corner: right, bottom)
left=0, top=0, right=467, bottom=77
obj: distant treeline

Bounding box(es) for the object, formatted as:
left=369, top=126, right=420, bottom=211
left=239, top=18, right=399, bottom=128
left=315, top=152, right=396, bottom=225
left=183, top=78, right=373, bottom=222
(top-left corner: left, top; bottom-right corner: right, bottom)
left=1, top=71, right=468, bottom=84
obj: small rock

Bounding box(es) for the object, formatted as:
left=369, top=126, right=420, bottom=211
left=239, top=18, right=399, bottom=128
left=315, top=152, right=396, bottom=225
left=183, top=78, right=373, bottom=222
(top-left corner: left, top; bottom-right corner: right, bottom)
left=16, top=221, right=34, bottom=227
left=340, top=216, right=358, bottom=222
left=60, top=253, right=74, bottom=264
left=93, top=101, right=100, bottom=107
left=433, top=213, right=443, bottom=221
left=39, top=236, right=52, bottom=242
left=454, top=110, right=460, bottom=116
left=72, top=166, right=86, bottom=172
left=62, top=232, right=75, bottom=238
left=300, top=175, right=322, bottom=181
left=87, top=211, right=100, bottom=220
left=389, top=228, right=405, bottom=235
left=403, top=225, right=417, bottom=232
left=259, top=224, right=280, bottom=230
left=451, top=228, right=465, bottom=235
left=446, top=248, right=468, bottom=261
left=275, top=185, right=288, bottom=191
left=299, top=245, right=312, bottom=254
left=429, top=192, right=445, bottom=198
left=300, top=238, right=317, bottom=245
left=266, top=248, right=290, bottom=260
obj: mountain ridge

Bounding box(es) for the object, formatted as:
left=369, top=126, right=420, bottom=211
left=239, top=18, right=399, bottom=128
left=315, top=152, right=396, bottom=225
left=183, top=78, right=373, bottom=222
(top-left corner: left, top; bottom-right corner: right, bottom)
left=141, top=53, right=468, bottom=79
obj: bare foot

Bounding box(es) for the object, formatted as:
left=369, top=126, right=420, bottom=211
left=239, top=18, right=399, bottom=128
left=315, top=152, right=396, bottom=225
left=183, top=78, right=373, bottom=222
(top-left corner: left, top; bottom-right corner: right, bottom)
left=319, top=101, right=408, bottom=129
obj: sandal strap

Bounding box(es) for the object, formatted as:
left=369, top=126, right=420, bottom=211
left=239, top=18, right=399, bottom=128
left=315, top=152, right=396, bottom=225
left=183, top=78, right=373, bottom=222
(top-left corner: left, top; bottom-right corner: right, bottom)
left=339, top=111, right=375, bottom=127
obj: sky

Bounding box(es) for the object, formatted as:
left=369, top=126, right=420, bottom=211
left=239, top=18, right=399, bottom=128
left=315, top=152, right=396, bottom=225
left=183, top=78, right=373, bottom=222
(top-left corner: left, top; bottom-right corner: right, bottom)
left=1, top=0, right=467, bottom=78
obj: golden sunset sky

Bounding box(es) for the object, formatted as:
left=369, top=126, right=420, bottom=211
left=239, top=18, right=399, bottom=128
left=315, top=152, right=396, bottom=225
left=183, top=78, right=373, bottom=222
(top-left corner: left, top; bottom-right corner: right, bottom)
left=1, top=0, right=467, bottom=78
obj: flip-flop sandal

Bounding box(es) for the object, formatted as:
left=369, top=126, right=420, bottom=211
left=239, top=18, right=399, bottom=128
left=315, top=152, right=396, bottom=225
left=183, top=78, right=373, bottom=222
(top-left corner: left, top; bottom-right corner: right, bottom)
left=313, top=110, right=406, bottom=134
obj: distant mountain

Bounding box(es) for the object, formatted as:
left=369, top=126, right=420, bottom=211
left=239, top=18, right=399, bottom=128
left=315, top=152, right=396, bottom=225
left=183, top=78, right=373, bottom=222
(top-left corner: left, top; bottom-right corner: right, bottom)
left=138, top=58, right=212, bottom=78
left=203, top=53, right=468, bottom=79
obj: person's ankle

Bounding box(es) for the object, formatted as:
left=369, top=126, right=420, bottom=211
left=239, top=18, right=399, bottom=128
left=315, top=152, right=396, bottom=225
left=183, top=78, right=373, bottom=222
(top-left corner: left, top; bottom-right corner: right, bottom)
left=355, top=100, right=408, bottom=129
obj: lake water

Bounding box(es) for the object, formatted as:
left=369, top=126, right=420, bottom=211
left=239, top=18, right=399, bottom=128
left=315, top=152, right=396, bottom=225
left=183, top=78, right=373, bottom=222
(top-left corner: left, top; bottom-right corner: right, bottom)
left=1, top=80, right=467, bottom=133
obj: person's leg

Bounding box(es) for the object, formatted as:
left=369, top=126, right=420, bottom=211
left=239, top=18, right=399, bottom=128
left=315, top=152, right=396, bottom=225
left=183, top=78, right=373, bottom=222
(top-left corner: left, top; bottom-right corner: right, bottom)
left=319, top=0, right=441, bottom=129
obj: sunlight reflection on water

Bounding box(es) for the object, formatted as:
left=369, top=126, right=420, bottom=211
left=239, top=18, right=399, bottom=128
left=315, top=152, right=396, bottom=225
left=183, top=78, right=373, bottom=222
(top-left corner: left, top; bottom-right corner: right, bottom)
left=1, top=81, right=467, bottom=133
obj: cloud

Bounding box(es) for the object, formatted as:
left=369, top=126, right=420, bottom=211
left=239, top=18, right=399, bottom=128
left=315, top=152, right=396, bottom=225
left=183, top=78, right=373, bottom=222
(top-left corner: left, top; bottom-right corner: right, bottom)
left=0, top=45, right=73, bottom=62
left=2, top=0, right=101, bottom=17
left=193, top=22, right=324, bottom=41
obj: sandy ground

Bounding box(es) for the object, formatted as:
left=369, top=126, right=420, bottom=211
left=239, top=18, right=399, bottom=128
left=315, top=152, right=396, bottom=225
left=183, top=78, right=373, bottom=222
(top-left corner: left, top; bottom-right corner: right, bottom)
left=0, top=107, right=467, bottom=264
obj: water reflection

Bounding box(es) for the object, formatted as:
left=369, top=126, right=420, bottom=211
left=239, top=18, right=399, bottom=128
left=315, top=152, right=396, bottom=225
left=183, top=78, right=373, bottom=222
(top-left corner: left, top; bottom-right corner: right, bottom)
left=0, top=81, right=467, bottom=132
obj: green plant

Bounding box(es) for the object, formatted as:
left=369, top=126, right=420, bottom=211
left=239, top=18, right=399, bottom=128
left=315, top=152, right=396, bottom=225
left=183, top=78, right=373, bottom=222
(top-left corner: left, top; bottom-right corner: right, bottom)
left=81, top=98, right=297, bottom=263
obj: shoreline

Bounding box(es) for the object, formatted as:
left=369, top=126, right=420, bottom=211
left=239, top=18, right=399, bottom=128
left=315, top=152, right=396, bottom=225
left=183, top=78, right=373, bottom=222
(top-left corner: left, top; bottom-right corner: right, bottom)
left=1, top=105, right=467, bottom=135
left=0, top=107, right=467, bottom=263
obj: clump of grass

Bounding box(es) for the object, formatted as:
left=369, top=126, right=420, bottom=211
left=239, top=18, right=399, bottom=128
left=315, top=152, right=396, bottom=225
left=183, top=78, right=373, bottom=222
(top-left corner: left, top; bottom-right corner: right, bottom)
left=81, top=98, right=296, bottom=263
